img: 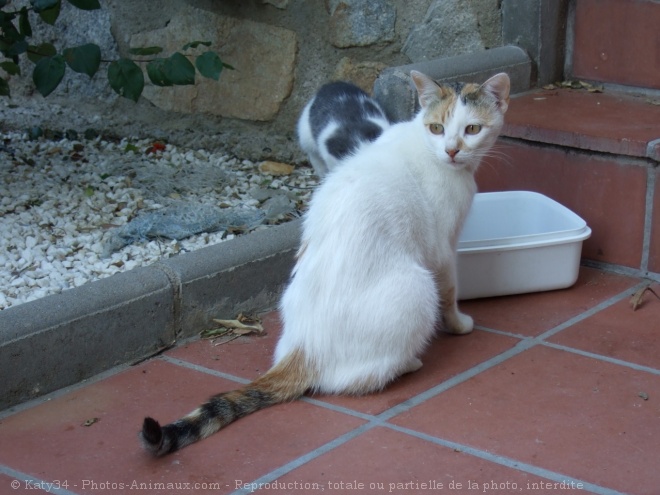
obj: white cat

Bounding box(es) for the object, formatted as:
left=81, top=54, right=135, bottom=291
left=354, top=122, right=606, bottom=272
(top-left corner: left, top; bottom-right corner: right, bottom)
left=297, top=81, right=390, bottom=177
left=140, top=70, right=510, bottom=455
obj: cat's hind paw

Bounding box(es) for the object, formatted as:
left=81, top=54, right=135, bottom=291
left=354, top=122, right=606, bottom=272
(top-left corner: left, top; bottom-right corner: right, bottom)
left=401, top=357, right=423, bottom=375
left=443, top=312, right=474, bottom=335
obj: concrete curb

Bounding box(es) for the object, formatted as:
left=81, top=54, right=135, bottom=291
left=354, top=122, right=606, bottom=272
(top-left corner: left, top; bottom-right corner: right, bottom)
left=373, top=45, right=532, bottom=122
left=0, top=220, right=302, bottom=410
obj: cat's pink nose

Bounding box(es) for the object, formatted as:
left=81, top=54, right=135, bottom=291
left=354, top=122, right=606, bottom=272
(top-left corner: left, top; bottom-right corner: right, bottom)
left=446, top=148, right=459, bottom=159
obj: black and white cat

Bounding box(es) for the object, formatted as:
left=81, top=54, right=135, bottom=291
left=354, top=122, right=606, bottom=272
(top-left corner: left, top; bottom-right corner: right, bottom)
left=297, top=81, right=390, bottom=177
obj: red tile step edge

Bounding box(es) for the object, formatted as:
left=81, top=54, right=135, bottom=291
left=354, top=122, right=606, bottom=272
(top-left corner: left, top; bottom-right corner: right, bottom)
left=502, top=88, right=660, bottom=161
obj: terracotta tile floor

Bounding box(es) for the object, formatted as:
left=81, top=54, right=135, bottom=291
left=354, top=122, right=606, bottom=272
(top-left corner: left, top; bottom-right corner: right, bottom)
left=0, top=267, right=658, bottom=495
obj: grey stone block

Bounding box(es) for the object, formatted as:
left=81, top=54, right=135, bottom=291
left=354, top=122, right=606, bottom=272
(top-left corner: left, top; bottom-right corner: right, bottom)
left=402, top=0, right=486, bottom=63
left=373, top=45, right=532, bottom=123
left=130, top=5, right=298, bottom=120
left=502, top=0, right=569, bottom=85
left=327, top=0, right=396, bottom=47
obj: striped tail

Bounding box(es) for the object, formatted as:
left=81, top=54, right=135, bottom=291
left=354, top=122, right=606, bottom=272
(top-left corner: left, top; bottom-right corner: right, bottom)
left=140, top=349, right=312, bottom=456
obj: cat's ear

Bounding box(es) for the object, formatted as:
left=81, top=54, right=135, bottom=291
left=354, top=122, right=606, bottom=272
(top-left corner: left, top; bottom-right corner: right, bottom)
left=480, top=72, right=510, bottom=113
left=411, top=70, right=444, bottom=109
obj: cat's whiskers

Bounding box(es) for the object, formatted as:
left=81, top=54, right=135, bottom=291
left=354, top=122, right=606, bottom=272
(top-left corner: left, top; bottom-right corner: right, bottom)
left=474, top=145, right=513, bottom=169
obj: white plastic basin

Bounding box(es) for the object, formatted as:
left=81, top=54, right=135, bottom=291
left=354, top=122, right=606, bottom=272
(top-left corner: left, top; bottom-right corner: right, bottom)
left=457, top=191, right=592, bottom=300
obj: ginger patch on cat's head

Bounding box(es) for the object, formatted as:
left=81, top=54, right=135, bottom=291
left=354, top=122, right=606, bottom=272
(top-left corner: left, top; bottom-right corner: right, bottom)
left=411, top=71, right=457, bottom=124
left=410, top=71, right=510, bottom=120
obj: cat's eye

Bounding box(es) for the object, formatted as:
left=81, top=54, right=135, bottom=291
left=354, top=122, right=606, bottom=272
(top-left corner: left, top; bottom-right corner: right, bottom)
left=465, top=124, right=482, bottom=135
left=429, top=123, right=444, bottom=135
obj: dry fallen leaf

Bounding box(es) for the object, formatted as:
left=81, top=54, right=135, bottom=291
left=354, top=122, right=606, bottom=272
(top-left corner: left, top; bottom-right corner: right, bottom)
left=550, top=80, right=604, bottom=93
left=200, top=313, right=263, bottom=345
left=630, top=283, right=660, bottom=311
left=259, top=161, right=295, bottom=176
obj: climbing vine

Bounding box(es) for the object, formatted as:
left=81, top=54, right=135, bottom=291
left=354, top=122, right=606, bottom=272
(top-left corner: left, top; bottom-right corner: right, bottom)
left=0, top=0, right=232, bottom=101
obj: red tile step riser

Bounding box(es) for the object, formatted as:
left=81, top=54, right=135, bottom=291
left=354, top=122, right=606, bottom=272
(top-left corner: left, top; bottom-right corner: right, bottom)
left=571, top=0, right=660, bottom=90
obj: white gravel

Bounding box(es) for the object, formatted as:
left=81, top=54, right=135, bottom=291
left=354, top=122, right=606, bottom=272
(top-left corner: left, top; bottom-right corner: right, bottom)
left=0, top=131, right=317, bottom=311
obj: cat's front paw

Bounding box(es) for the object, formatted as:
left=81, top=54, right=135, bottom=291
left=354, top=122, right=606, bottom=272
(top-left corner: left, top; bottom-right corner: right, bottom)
left=443, top=312, right=474, bottom=335
left=401, top=357, right=423, bottom=375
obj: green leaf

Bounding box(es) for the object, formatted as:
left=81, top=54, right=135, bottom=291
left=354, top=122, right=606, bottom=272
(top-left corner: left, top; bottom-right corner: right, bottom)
left=164, top=52, right=195, bottom=85
left=63, top=43, right=101, bottom=78
left=145, top=58, right=171, bottom=87
left=0, top=14, right=22, bottom=43
left=195, top=51, right=223, bottom=81
left=5, top=39, right=28, bottom=57
left=0, top=77, right=9, bottom=97
left=65, top=0, right=101, bottom=9
left=38, top=1, right=61, bottom=25
left=0, top=61, right=20, bottom=75
left=129, top=46, right=163, bottom=56
left=27, top=42, right=57, bottom=63
left=182, top=40, right=212, bottom=51
left=33, top=55, right=66, bottom=97
left=31, top=0, right=59, bottom=12
left=108, top=58, right=144, bottom=102
left=19, top=7, right=32, bottom=37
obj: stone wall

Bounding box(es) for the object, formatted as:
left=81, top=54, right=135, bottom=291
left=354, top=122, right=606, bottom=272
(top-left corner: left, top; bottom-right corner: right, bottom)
left=4, top=0, right=504, bottom=161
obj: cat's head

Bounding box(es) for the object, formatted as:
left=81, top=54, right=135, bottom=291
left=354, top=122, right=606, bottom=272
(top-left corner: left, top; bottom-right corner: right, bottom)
left=411, top=70, right=510, bottom=171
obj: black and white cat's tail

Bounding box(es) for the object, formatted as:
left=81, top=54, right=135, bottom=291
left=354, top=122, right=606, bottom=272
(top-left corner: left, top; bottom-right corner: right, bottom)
left=140, top=349, right=312, bottom=456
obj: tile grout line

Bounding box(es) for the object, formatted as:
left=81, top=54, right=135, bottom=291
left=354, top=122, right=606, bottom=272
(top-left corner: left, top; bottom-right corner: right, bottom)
left=163, top=354, right=379, bottom=422
left=534, top=281, right=648, bottom=341
left=473, top=324, right=529, bottom=339
left=542, top=341, right=660, bottom=376
left=375, top=339, right=534, bottom=421
left=0, top=464, right=81, bottom=495
left=231, top=416, right=628, bottom=495
left=159, top=355, right=252, bottom=385
left=159, top=338, right=536, bottom=425
left=581, top=259, right=660, bottom=283
left=475, top=286, right=660, bottom=375
left=0, top=362, right=135, bottom=422
left=640, top=163, right=656, bottom=274
left=230, top=423, right=377, bottom=495
left=384, top=424, right=630, bottom=495
left=377, top=282, right=637, bottom=421
left=299, top=397, right=378, bottom=422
